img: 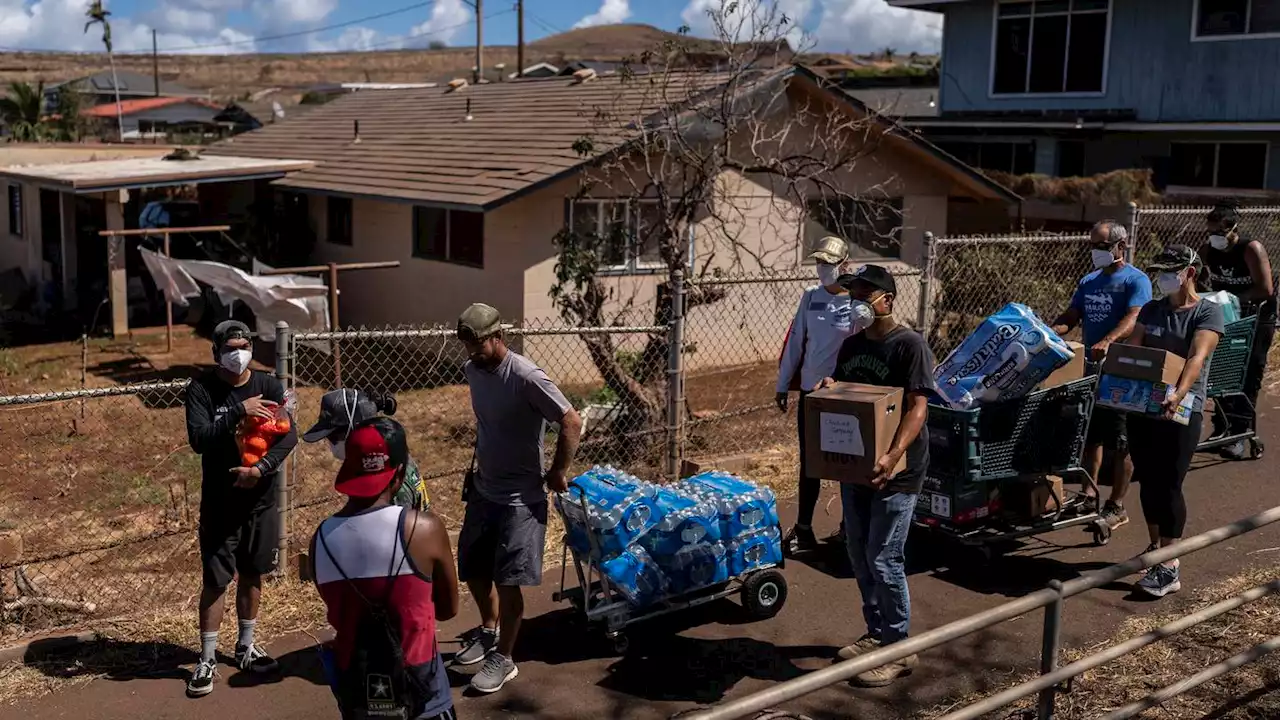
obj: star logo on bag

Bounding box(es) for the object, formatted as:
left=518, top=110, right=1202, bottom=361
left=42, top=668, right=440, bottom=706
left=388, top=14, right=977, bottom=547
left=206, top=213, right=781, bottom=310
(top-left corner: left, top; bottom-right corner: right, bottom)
left=368, top=674, right=391, bottom=699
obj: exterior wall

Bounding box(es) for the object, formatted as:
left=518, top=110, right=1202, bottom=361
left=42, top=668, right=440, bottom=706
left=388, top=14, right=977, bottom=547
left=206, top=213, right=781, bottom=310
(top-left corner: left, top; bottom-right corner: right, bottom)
left=940, top=0, right=1280, bottom=121
left=0, top=181, right=44, bottom=287
left=117, top=103, right=223, bottom=135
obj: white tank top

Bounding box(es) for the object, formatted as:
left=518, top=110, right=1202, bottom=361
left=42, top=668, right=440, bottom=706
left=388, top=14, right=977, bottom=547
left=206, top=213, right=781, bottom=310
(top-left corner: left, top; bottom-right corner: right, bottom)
left=315, top=506, right=416, bottom=584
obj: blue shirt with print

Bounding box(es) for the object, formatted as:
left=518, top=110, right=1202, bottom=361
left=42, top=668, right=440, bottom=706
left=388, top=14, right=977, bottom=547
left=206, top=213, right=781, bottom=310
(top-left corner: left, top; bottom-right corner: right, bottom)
left=1070, top=264, right=1153, bottom=347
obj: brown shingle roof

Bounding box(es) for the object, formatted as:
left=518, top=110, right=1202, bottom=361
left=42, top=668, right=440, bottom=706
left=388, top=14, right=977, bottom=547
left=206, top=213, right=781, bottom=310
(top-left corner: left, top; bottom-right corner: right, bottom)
left=203, top=73, right=730, bottom=209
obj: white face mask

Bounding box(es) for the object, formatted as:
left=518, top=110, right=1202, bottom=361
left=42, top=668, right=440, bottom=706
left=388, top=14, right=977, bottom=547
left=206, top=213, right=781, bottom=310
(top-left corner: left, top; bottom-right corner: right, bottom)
left=219, top=348, right=251, bottom=375
left=1157, top=272, right=1184, bottom=296
left=329, top=439, right=346, bottom=461
left=1091, top=248, right=1117, bottom=269
left=850, top=300, right=875, bottom=334
left=1209, top=234, right=1229, bottom=251
left=817, top=263, right=842, bottom=287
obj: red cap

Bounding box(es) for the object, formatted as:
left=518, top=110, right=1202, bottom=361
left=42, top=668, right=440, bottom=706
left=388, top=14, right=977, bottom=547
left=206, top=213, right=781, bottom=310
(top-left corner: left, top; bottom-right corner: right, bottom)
left=335, top=424, right=400, bottom=498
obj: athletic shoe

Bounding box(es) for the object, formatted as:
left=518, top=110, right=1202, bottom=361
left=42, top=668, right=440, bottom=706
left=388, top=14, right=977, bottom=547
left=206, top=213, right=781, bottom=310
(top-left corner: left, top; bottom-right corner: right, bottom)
left=784, top=525, right=819, bottom=555
left=454, top=626, right=498, bottom=666
left=1220, top=441, right=1249, bottom=461
left=235, top=644, right=279, bottom=674
left=469, top=652, right=518, bottom=694
left=825, top=522, right=846, bottom=544
left=849, top=653, right=917, bottom=688
left=186, top=659, right=217, bottom=697
left=1136, top=563, right=1181, bottom=598
left=836, top=634, right=881, bottom=661
left=1099, top=501, right=1129, bottom=530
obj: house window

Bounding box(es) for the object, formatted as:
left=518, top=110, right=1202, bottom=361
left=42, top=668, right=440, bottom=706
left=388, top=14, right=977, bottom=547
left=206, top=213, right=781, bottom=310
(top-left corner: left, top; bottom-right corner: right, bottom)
left=326, top=196, right=353, bottom=246
left=935, top=141, right=1037, bottom=175
left=992, top=0, right=1111, bottom=95
left=412, top=206, right=484, bottom=266
left=568, top=198, right=664, bottom=272
left=1168, top=142, right=1268, bottom=189
left=806, top=197, right=904, bottom=259
left=7, top=184, right=21, bottom=237
left=1195, top=0, right=1280, bottom=38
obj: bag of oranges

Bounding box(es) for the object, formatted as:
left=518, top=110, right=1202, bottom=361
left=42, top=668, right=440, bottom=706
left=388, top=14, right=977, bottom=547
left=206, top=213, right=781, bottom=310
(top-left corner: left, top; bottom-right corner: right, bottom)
left=236, top=391, right=296, bottom=467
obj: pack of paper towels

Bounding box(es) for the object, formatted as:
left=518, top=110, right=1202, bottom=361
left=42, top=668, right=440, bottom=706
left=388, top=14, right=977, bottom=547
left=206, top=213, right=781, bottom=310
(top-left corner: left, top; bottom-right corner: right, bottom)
left=933, top=302, right=1076, bottom=410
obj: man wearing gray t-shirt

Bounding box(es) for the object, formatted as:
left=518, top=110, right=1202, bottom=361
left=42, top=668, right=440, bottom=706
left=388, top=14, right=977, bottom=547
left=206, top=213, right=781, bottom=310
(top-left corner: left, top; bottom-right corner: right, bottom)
left=452, top=303, right=582, bottom=695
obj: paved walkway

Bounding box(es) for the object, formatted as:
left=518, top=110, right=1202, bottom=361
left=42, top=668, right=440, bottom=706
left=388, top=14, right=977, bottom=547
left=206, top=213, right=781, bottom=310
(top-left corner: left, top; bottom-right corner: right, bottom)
left=14, top=404, right=1280, bottom=720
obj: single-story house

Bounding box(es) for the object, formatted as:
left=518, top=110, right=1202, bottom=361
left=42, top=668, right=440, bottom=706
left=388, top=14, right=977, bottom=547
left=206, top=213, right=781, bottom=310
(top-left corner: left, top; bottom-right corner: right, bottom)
left=44, top=70, right=205, bottom=111
left=82, top=97, right=234, bottom=140
left=198, top=65, right=1017, bottom=377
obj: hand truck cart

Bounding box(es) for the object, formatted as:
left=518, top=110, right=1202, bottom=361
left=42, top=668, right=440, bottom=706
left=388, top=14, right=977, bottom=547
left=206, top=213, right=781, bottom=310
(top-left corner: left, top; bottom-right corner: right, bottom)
left=914, top=375, right=1112, bottom=560
left=1197, top=315, right=1265, bottom=459
left=550, top=483, right=788, bottom=654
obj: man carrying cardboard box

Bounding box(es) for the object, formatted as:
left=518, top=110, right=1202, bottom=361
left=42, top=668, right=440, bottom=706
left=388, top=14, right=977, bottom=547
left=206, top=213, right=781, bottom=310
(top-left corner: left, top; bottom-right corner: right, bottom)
left=1050, top=220, right=1152, bottom=532
left=814, top=265, right=935, bottom=688
left=1123, top=245, right=1224, bottom=598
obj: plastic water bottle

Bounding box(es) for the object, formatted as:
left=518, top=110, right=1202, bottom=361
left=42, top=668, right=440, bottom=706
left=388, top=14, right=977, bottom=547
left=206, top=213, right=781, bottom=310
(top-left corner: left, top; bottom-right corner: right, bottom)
left=659, top=542, right=729, bottom=595
left=600, top=544, right=669, bottom=607
left=726, top=527, right=783, bottom=577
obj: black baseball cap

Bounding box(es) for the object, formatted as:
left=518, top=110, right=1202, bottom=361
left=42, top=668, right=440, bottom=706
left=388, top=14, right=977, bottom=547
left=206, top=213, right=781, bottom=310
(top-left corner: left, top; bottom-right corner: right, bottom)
left=840, top=264, right=897, bottom=295
left=212, top=320, right=251, bottom=349
left=1147, top=244, right=1202, bottom=273
left=303, top=388, right=381, bottom=443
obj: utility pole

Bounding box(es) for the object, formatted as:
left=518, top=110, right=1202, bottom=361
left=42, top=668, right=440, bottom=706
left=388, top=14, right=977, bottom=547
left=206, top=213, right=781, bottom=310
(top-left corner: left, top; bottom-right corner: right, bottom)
left=152, top=29, right=160, bottom=97
left=474, top=0, right=484, bottom=84
left=517, top=0, right=525, bottom=78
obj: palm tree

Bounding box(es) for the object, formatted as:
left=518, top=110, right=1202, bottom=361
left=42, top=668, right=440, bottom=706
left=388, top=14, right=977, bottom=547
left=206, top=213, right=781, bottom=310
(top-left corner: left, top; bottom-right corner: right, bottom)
left=882, top=47, right=897, bottom=62
left=0, top=81, right=46, bottom=142
left=84, top=0, right=124, bottom=142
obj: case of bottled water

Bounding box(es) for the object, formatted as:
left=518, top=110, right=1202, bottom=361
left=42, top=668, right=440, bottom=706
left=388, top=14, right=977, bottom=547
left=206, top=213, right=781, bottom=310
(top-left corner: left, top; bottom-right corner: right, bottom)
left=726, top=527, right=784, bottom=577
left=640, top=487, right=722, bottom=558
left=933, top=302, right=1075, bottom=411
left=599, top=544, right=669, bottom=607
left=659, top=542, right=730, bottom=595
left=681, top=471, right=780, bottom=540
left=558, top=467, right=660, bottom=560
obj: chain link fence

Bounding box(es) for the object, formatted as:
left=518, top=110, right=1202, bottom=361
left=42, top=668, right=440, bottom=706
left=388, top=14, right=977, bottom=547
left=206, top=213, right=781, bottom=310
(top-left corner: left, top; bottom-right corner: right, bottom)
left=1134, top=205, right=1280, bottom=272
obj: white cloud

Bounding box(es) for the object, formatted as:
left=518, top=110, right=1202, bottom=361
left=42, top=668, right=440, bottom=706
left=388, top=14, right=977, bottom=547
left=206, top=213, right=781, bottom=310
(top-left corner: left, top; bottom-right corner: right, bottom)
left=681, top=0, right=814, bottom=49
left=0, top=0, right=257, bottom=54
left=334, top=26, right=379, bottom=51
left=253, top=0, right=338, bottom=28
left=811, top=0, right=941, bottom=53
left=409, top=0, right=471, bottom=46
left=573, top=0, right=631, bottom=29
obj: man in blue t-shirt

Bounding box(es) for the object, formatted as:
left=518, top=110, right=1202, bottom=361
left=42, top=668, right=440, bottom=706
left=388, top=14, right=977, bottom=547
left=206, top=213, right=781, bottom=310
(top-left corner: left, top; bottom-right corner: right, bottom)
left=1051, top=220, right=1153, bottom=532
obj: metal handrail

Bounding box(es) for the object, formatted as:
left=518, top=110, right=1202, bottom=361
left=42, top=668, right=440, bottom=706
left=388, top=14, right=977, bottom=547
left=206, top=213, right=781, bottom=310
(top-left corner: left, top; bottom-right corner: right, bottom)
left=678, top=504, right=1280, bottom=720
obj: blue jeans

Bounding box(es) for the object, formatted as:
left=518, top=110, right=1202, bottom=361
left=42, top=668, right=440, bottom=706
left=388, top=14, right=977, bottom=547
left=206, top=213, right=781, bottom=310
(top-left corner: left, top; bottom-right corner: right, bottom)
left=841, top=484, right=916, bottom=644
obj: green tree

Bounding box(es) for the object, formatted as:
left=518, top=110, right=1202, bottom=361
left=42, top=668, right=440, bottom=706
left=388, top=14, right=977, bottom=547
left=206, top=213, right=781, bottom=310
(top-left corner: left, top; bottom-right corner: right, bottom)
left=0, top=81, right=45, bottom=141
left=48, top=81, right=88, bottom=141
left=84, top=0, right=124, bottom=142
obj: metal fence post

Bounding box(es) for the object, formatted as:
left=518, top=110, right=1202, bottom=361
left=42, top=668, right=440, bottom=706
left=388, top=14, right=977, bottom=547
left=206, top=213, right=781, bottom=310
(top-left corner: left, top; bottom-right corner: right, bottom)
left=917, top=231, right=936, bottom=334
left=274, top=321, right=291, bottom=576
left=1037, top=579, right=1066, bottom=720
left=666, top=268, right=685, bottom=480
left=1124, top=201, right=1139, bottom=264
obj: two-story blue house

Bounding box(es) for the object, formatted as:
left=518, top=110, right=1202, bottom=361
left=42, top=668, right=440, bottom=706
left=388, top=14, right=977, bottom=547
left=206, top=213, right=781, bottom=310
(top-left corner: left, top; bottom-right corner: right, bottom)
left=891, top=0, right=1280, bottom=196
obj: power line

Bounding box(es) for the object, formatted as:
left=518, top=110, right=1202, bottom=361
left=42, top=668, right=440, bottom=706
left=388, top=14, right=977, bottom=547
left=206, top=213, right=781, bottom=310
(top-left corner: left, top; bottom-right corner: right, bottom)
left=526, top=11, right=563, bottom=36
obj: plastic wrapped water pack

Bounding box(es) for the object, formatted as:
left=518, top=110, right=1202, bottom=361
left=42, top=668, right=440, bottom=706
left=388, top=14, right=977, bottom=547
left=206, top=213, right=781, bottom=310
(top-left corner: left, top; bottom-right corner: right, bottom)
left=558, top=466, right=659, bottom=560
left=681, top=471, right=780, bottom=540
left=599, top=544, right=669, bottom=607
left=640, top=487, right=722, bottom=558
left=659, top=542, right=729, bottom=595
left=933, top=302, right=1075, bottom=411
left=1202, top=291, right=1242, bottom=324
left=727, top=527, right=784, bottom=577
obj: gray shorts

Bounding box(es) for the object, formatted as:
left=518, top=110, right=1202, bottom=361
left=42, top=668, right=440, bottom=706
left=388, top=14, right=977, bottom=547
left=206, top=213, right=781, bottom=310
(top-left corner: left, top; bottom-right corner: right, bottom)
left=457, top=497, right=548, bottom=587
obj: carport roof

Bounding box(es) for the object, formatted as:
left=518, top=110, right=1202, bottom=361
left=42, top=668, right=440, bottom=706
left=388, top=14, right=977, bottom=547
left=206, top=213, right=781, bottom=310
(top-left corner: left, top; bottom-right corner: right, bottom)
left=0, top=154, right=315, bottom=193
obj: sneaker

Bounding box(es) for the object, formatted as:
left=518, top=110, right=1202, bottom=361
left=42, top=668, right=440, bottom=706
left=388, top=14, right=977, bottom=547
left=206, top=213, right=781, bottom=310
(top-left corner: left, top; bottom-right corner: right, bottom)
left=836, top=634, right=881, bottom=661
left=1099, top=501, right=1129, bottom=530
left=1136, top=563, right=1182, bottom=598
left=784, top=525, right=819, bottom=555
left=186, top=659, right=217, bottom=697
left=1220, top=441, right=1249, bottom=461
left=850, top=653, right=917, bottom=688
left=235, top=644, right=279, bottom=674
left=825, top=522, right=846, bottom=544
left=469, top=651, right=518, bottom=694
left=454, top=626, right=498, bottom=666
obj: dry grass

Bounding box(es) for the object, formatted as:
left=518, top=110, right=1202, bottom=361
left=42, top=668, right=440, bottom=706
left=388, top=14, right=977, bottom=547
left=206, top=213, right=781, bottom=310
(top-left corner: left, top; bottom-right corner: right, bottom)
left=983, top=169, right=1164, bottom=206
left=926, top=565, right=1280, bottom=720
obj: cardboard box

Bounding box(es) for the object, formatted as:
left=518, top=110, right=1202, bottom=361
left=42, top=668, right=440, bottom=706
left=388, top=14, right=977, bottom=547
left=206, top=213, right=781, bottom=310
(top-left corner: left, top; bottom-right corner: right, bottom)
left=1037, top=341, right=1087, bottom=390
left=805, top=383, right=907, bottom=484
left=1102, top=344, right=1184, bottom=385
left=1029, top=475, right=1066, bottom=518
left=1097, top=375, right=1194, bottom=426
left=917, top=474, right=1000, bottom=525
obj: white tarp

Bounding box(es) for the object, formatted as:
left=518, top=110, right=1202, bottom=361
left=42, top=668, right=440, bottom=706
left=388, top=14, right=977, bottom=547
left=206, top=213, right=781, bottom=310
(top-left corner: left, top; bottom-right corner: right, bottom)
left=139, top=248, right=330, bottom=341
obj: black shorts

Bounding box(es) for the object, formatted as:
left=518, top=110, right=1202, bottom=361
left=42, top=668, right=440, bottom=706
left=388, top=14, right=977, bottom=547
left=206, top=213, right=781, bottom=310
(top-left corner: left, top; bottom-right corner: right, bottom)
left=1086, top=406, right=1128, bottom=452
left=457, top=497, right=548, bottom=587
left=199, top=502, right=281, bottom=590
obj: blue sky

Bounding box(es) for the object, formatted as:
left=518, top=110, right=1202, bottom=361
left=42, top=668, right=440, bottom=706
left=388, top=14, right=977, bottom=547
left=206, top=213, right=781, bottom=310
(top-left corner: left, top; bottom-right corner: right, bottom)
left=0, top=0, right=941, bottom=57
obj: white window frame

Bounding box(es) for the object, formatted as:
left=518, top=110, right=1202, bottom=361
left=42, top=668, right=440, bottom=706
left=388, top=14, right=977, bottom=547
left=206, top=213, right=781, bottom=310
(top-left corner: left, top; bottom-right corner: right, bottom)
left=988, top=0, right=1114, bottom=98
left=568, top=197, right=669, bottom=275
left=1168, top=140, right=1271, bottom=189
left=1191, top=0, right=1280, bottom=41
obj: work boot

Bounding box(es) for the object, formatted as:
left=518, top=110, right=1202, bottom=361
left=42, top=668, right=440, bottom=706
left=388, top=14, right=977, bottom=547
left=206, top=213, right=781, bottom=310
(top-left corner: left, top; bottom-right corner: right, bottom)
left=836, top=634, right=881, bottom=661
left=784, top=525, right=819, bottom=555
left=850, top=653, right=917, bottom=688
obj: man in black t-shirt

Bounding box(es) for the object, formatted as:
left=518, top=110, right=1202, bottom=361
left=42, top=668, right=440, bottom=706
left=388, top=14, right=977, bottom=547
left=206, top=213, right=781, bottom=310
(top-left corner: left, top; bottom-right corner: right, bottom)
left=184, top=321, right=297, bottom=698
left=816, top=265, right=935, bottom=688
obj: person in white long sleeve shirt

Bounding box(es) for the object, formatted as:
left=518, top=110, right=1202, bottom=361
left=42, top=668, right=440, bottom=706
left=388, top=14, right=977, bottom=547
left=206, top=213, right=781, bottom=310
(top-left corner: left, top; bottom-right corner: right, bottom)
left=776, top=236, right=872, bottom=554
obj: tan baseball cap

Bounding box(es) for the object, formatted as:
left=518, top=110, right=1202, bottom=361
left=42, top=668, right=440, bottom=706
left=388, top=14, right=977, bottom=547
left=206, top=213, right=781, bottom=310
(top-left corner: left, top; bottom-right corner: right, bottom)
left=457, top=303, right=504, bottom=340
left=808, top=236, right=849, bottom=265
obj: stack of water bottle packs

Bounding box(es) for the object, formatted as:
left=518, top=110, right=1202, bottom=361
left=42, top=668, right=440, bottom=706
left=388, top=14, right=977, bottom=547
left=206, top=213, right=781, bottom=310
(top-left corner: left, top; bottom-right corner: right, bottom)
left=556, top=466, right=783, bottom=608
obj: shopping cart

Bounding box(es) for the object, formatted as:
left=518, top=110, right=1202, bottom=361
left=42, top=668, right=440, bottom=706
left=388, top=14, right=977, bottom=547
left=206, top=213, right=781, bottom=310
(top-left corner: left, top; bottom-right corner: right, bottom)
left=1197, top=315, right=1265, bottom=459
left=550, top=483, right=788, bottom=654
left=914, top=375, right=1110, bottom=560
